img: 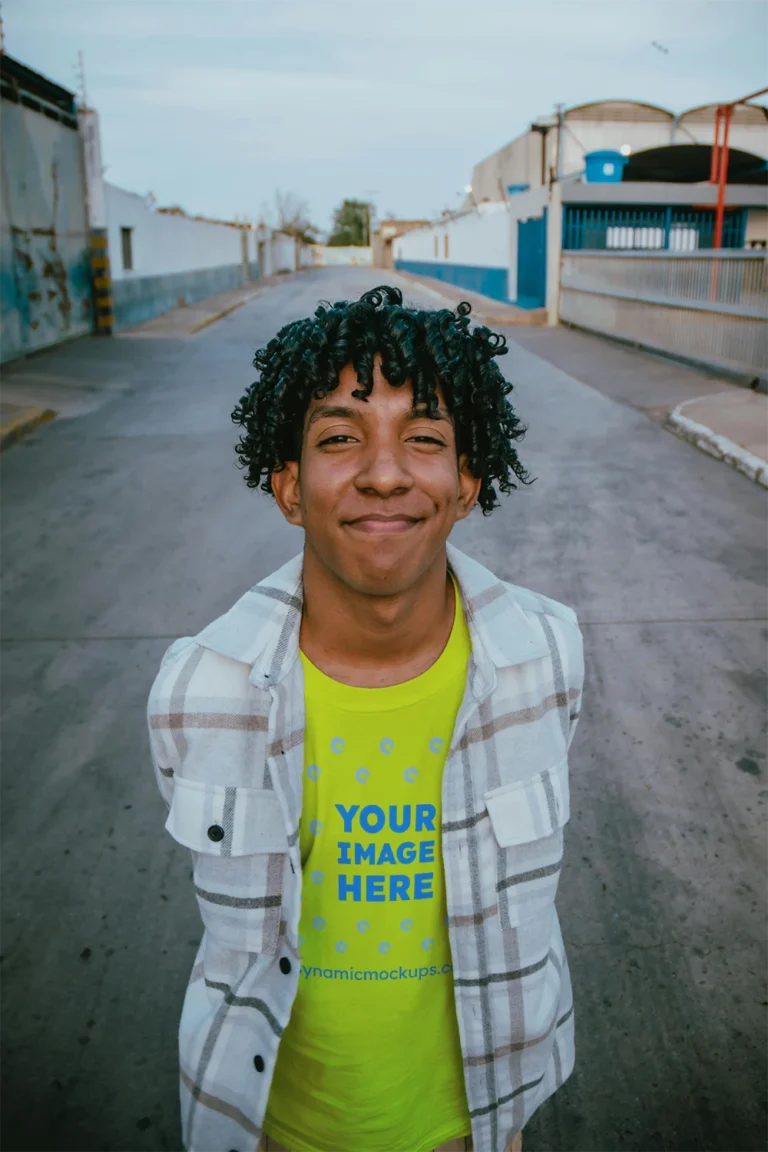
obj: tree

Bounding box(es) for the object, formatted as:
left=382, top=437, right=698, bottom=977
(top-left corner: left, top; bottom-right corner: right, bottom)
left=328, top=199, right=374, bottom=247
left=271, top=189, right=320, bottom=246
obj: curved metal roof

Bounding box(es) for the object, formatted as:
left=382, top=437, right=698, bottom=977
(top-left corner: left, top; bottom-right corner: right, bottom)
left=679, top=102, right=768, bottom=125
left=565, top=99, right=674, bottom=123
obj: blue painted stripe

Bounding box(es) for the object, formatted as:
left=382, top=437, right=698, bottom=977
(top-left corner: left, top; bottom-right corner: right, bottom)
left=394, top=260, right=508, bottom=303
left=111, top=263, right=258, bottom=331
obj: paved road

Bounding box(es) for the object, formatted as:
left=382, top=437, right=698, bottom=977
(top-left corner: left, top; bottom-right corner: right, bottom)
left=2, top=269, right=766, bottom=1152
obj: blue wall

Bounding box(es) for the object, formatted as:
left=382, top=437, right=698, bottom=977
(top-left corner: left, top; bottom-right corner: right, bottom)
left=112, top=263, right=255, bottom=330
left=394, top=260, right=508, bottom=303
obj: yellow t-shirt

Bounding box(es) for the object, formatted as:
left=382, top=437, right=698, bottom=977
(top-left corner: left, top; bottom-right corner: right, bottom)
left=265, top=581, right=472, bottom=1152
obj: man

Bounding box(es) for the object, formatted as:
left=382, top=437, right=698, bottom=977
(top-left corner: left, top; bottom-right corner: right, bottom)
left=148, top=285, right=584, bottom=1152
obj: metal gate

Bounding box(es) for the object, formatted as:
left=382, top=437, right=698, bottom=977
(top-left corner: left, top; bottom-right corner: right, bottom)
left=562, top=204, right=747, bottom=250
left=1, top=56, right=93, bottom=362
left=517, top=209, right=547, bottom=309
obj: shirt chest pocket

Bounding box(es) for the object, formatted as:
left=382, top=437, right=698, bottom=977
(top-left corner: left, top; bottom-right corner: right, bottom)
left=165, top=777, right=290, bottom=954
left=483, top=759, right=570, bottom=931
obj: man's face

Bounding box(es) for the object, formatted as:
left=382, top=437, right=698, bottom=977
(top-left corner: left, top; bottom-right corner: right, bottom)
left=272, top=358, right=480, bottom=596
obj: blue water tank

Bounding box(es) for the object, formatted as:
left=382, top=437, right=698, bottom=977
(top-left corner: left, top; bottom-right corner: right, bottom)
left=584, top=150, right=628, bottom=183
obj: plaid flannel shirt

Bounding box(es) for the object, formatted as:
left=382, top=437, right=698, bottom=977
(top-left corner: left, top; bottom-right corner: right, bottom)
left=148, top=543, right=584, bottom=1152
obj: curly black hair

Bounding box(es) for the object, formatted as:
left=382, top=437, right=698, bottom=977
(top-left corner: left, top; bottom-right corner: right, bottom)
left=231, top=284, right=533, bottom=514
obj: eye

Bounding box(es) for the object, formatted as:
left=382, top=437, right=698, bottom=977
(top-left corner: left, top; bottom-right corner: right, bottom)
left=317, top=434, right=356, bottom=446
left=408, top=435, right=446, bottom=446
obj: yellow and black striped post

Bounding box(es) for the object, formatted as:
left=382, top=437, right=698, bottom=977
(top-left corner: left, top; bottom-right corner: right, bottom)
left=89, top=229, right=113, bottom=335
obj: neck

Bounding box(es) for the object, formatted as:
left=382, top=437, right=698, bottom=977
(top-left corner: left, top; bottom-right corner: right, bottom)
left=299, top=545, right=455, bottom=688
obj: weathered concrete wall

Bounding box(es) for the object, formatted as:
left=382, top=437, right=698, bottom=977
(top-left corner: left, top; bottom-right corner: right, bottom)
left=103, top=183, right=260, bottom=329
left=270, top=231, right=297, bottom=273
left=112, top=263, right=245, bottom=331
left=105, top=183, right=248, bottom=281
left=0, top=99, right=92, bottom=363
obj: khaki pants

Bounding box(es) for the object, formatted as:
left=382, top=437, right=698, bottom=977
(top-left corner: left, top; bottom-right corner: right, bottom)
left=260, top=1131, right=523, bottom=1152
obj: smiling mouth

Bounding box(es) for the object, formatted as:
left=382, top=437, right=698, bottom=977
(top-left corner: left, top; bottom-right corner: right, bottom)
left=345, top=516, right=422, bottom=534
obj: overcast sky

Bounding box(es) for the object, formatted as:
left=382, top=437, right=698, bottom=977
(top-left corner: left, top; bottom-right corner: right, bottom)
left=5, top=0, right=767, bottom=235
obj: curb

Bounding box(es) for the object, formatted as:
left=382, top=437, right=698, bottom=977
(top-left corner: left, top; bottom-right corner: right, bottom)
left=189, top=298, right=249, bottom=334
left=0, top=407, right=56, bottom=452
left=666, top=403, right=768, bottom=489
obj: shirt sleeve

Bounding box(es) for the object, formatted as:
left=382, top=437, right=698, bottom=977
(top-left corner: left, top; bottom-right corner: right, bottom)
left=565, top=618, right=585, bottom=754
left=146, top=637, right=194, bottom=809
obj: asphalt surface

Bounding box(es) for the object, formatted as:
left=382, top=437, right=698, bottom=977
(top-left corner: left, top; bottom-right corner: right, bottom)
left=1, top=268, right=766, bottom=1152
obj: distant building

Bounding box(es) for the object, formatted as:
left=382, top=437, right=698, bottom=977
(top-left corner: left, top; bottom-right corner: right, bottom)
left=372, top=219, right=431, bottom=269
left=468, top=99, right=768, bottom=202
left=394, top=93, right=768, bottom=314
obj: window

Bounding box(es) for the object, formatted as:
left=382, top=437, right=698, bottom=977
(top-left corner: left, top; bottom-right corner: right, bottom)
left=121, top=227, right=133, bottom=271
left=444, top=234, right=449, bottom=259
left=434, top=236, right=438, bottom=258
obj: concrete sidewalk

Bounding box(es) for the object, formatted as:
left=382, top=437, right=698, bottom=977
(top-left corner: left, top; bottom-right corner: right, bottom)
left=510, top=325, right=768, bottom=488
left=120, top=278, right=267, bottom=338
left=667, top=389, right=768, bottom=487
left=122, top=268, right=320, bottom=338
left=0, top=271, right=308, bottom=449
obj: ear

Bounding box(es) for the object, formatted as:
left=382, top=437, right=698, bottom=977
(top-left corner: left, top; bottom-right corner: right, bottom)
left=271, top=461, right=304, bottom=527
left=455, top=454, right=482, bottom=521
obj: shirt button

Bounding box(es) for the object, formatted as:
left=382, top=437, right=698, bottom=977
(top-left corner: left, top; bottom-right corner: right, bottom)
left=279, top=957, right=291, bottom=975
left=253, top=1054, right=265, bottom=1073
left=207, top=824, right=224, bottom=842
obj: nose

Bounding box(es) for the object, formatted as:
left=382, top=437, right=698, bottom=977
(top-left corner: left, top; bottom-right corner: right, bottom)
left=354, top=440, right=413, bottom=498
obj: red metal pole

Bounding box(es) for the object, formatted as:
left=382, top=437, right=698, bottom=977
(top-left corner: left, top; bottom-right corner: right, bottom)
left=713, top=105, right=733, bottom=248
left=709, top=106, right=721, bottom=183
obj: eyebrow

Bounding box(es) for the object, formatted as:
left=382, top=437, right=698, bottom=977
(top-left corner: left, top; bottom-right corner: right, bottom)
left=307, top=403, right=453, bottom=427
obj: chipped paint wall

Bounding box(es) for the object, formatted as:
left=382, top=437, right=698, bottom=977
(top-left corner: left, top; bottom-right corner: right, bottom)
left=0, top=97, right=92, bottom=363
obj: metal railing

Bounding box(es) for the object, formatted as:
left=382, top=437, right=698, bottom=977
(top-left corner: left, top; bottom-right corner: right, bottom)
left=559, top=250, right=768, bottom=378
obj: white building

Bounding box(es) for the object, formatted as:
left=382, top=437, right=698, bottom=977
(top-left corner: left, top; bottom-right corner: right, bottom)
left=80, top=110, right=261, bottom=329
left=469, top=100, right=768, bottom=201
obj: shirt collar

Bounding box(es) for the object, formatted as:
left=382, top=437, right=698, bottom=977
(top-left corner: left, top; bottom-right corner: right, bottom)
left=194, top=543, right=550, bottom=694
left=446, top=542, right=550, bottom=698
